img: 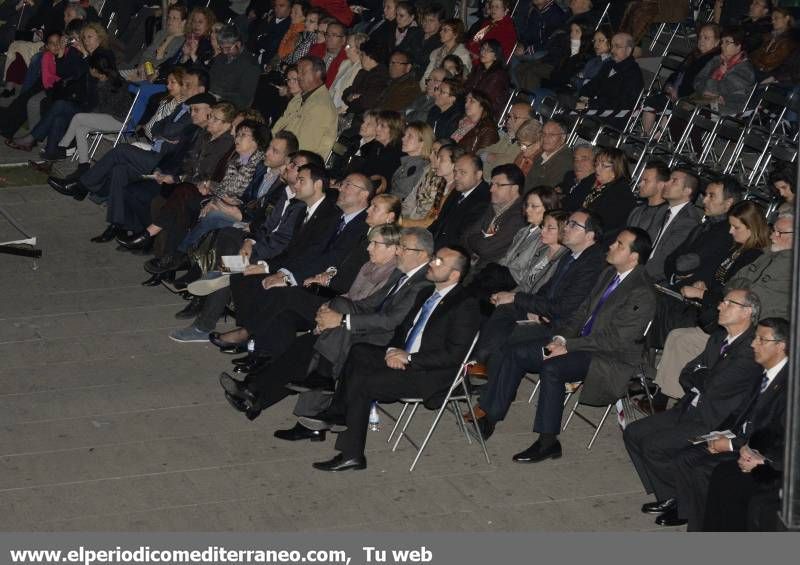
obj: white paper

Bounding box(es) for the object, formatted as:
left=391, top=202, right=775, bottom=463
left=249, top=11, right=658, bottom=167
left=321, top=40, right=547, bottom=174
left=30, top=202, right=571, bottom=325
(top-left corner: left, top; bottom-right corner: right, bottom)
left=220, top=255, right=246, bottom=273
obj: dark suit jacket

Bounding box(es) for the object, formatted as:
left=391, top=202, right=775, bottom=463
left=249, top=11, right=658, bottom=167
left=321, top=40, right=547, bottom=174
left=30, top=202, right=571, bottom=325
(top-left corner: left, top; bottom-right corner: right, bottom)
left=251, top=190, right=306, bottom=261
left=729, top=363, right=787, bottom=463
left=270, top=194, right=341, bottom=275
left=664, top=214, right=733, bottom=287
left=557, top=264, right=657, bottom=404
left=513, top=242, right=606, bottom=326
left=150, top=104, right=194, bottom=151
left=580, top=55, right=644, bottom=115
left=646, top=202, right=703, bottom=282
left=462, top=197, right=526, bottom=274
left=676, top=328, right=763, bottom=431
left=428, top=182, right=491, bottom=250
left=387, top=284, right=481, bottom=399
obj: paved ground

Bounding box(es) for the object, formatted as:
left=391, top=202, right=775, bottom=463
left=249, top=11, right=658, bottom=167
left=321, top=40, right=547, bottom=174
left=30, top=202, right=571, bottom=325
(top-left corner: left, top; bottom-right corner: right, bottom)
left=0, top=180, right=668, bottom=532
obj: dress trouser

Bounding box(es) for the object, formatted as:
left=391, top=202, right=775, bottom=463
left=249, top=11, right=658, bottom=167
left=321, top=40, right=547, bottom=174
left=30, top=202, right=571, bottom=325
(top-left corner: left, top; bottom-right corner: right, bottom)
left=151, top=183, right=204, bottom=257
left=60, top=112, right=124, bottom=163
left=673, top=444, right=737, bottom=530
left=623, top=407, right=706, bottom=501
left=703, top=459, right=781, bottom=531
left=82, top=143, right=161, bottom=199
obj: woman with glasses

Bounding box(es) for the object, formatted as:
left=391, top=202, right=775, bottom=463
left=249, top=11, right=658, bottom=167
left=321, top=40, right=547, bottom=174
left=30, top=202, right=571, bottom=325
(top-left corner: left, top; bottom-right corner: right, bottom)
left=451, top=89, right=499, bottom=152
left=464, top=39, right=510, bottom=120
left=471, top=187, right=564, bottom=302
left=420, top=17, right=472, bottom=91
left=465, top=0, right=517, bottom=65
left=581, top=147, right=636, bottom=237
left=692, top=27, right=756, bottom=115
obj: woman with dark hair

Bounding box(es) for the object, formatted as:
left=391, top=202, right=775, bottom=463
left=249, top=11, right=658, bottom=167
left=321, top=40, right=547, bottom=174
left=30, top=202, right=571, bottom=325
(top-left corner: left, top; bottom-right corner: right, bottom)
left=420, top=17, right=472, bottom=89
left=692, top=26, right=756, bottom=115
left=452, top=90, right=499, bottom=152
left=768, top=166, right=795, bottom=214
left=441, top=53, right=466, bottom=82
left=402, top=141, right=464, bottom=227
left=582, top=147, right=637, bottom=236
left=465, top=0, right=517, bottom=64
left=393, top=1, right=424, bottom=68
left=469, top=186, right=564, bottom=301
left=641, top=23, right=721, bottom=133
left=464, top=39, right=510, bottom=120
left=349, top=110, right=404, bottom=193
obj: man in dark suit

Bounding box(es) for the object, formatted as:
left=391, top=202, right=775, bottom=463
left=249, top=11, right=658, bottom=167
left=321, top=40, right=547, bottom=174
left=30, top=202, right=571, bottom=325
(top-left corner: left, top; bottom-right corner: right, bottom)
left=428, top=153, right=490, bottom=250
left=470, top=209, right=607, bottom=371
left=671, top=317, right=789, bottom=530
left=645, top=168, right=703, bottom=283
left=220, top=228, right=436, bottom=434
left=248, top=0, right=292, bottom=65
left=300, top=246, right=482, bottom=471
left=479, top=227, right=657, bottom=461
left=624, top=288, right=764, bottom=525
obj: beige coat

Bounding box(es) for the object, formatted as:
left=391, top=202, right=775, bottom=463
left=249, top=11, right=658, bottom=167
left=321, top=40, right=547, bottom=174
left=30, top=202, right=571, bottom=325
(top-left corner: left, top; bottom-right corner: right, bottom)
left=272, top=85, right=337, bottom=158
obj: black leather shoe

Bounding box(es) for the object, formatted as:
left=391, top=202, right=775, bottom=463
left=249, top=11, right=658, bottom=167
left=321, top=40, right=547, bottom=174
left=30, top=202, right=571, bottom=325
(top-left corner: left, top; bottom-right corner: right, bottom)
left=475, top=416, right=495, bottom=441
left=209, top=331, right=248, bottom=353
left=655, top=507, right=688, bottom=527
left=233, top=355, right=270, bottom=374
left=218, top=371, right=255, bottom=401
left=141, top=270, right=174, bottom=287
left=48, top=176, right=87, bottom=200
left=641, top=497, right=677, bottom=515
left=144, top=253, right=189, bottom=275
left=90, top=224, right=121, bottom=243
left=231, top=354, right=251, bottom=366
left=512, top=439, right=563, bottom=463
left=274, top=423, right=327, bottom=442
left=298, top=411, right=347, bottom=432
left=223, top=392, right=261, bottom=421
left=312, top=453, right=366, bottom=472
left=116, top=230, right=152, bottom=250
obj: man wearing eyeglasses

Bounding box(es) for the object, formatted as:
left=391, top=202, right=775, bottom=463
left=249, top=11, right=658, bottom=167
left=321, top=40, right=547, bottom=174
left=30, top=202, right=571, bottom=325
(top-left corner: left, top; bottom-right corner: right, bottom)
left=479, top=102, right=534, bottom=177
left=671, top=316, right=789, bottom=530
left=375, top=49, right=419, bottom=112
left=303, top=246, right=481, bottom=471
left=624, top=288, right=763, bottom=527
left=209, top=24, right=261, bottom=108
left=309, top=21, right=348, bottom=86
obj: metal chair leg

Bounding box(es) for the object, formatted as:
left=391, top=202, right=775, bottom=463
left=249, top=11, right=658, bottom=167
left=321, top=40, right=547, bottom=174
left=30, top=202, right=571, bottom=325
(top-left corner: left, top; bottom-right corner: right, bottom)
left=387, top=402, right=409, bottom=444
left=392, top=402, right=420, bottom=452
left=527, top=379, right=540, bottom=403
left=409, top=399, right=450, bottom=472
left=462, top=382, right=491, bottom=465
left=587, top=404, right=614, bottom=449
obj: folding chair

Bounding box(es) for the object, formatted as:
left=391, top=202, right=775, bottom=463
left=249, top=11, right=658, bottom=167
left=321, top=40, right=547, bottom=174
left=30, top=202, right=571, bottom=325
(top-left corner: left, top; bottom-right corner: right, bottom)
left=595, top=2, right=612, bottom=31
left=82, top=86, right=142, bottom=161
left=384, top=333, right=490, bottom=472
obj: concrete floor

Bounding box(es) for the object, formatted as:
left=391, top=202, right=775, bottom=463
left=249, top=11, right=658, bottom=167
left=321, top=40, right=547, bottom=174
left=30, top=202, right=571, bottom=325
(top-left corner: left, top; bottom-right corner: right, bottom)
left=0, top=181, right=667, bottom=532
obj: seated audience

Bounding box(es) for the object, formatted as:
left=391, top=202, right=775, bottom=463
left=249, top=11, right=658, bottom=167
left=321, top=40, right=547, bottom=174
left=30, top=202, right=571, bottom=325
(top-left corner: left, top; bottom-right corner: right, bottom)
left=479, top=102, right=534, bottom=177
left=691, top=27, right=756, bottom=115
left=523, top=119, right=573, bottom=193
left=402, top=142, right=464, bottom=227
left=427, top=76, right=464, bottom=139
left=464, top=39, right=511, bottom=120
left=391, top=122, right=433, bottom=201
left=451, top=90, right=499, bottom=152
left=420, top=17, right=472, bottom=90
left=466, top=0, right=517, bottom=65
left=581, top=147, right=637, bottom=237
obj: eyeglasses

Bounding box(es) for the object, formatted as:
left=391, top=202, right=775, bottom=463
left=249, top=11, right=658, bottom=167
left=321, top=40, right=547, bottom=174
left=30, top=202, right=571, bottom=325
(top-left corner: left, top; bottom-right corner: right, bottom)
left=340, top=179, right=368, bottom=191
left=771, top=228, right=794, bottom=236
left=325, top=32, right=344, bottom=38
left=208, top=115, right=226, bottom=122
left=721, top=298, right=751, bottom=308
left=753, top=335, right=783, bottom=344
left=565, top=219, right=587, bottom=230
left=721, top=39, right=737, bottom=45
left=400, top=245, right=426, bottom=253
left=369, top=240, right=395, bottom=247
left=491, top=181, right=517, bottom=188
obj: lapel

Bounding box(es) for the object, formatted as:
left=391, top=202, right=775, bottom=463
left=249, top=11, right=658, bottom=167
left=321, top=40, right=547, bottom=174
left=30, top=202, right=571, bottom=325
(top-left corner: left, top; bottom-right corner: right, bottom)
left=736, top=365, right=788, bottom=435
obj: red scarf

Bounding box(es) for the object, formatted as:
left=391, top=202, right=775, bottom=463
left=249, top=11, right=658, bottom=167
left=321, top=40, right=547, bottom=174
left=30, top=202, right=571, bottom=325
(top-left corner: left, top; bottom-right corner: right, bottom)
left=711, top=51, right=745, bottom=81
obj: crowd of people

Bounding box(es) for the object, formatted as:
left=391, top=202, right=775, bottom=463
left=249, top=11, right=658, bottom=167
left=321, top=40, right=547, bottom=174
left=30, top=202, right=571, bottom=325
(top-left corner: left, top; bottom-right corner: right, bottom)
left=4, top=0, right=797, bottom=532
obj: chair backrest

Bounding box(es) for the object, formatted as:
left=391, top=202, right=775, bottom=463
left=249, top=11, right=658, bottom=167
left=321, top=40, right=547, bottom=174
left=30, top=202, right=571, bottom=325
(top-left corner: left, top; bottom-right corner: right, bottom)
left=434, top=332, right=481, bottom=405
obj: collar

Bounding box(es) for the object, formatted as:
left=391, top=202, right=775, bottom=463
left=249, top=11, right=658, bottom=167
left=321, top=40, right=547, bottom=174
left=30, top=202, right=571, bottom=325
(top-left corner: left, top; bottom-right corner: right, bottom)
left=304, top=195, right=326, bottom=218
left=433, top=282, right=458, bottom=299
left=342, top=207, right=366, bottom=225
left=401, top=262, right=428, bottom=280
left=459, top=184, right=481, bottom=200
left=668, top=200, right=691, bottom=215
left=301, top=84, right=322, bottom=103
left=764, top=357, right=788, bottom=387
left=724, top=330, right=747, bottom=347
left=616, top=267, right=634, bottom=283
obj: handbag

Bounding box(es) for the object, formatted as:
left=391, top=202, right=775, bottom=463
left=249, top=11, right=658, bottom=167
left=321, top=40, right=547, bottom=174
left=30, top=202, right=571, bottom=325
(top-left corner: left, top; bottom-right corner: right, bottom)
left=188, top=228, right=220, bottom=276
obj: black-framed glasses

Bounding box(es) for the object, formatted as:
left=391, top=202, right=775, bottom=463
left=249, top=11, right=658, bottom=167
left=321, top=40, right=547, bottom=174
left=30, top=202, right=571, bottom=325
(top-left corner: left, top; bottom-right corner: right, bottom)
left=771, top=228, right=794, bottom=236
left=565, top=219, right=586, bottom=230
left=753, top=335, right=784, bottom=344
left=340, top=179, right=369, bottom=191
left=491, top=181, right=517, bottom=188
left=400, top=245, right=426, bottom=253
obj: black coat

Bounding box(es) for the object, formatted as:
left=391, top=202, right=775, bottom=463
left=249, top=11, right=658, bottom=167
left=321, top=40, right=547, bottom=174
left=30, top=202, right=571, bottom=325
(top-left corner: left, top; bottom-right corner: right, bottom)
left=427, top=101, right=464, bottom=139
left=428, top=181, right=490, bottom=250
left=664, top=214, right=734, bottom=288
left=580, top=55, right=644, bottom=115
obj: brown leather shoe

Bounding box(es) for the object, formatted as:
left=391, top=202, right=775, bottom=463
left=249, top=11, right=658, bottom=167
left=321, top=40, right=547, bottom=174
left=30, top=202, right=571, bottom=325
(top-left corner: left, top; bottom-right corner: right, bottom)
left=466, top=362, right=488, bottom=378
left=463, top=405, right=486, bottom=423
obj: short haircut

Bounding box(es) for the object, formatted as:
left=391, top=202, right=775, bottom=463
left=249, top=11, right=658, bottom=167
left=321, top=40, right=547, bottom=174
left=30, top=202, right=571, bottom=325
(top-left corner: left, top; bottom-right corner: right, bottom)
left=458, top=152, right=483, bottom=174
left=515, top=119, right=543, bottom=144
left=370, top=224, right=402, bottom=246
left=545, top=117, right=568, bottom=135
left=348, top=172, right=377, bottom=200
left=298, top=162, right=329, bottom=191
left=396, top=1, right=417, bottom=18
left=645, top=160, right=671, bottom=183
left=575, top=207, right=604, bottom=242
left=673, top=167, right=699, bottom=201
left=491, top=163, right=524, bottom=191
left=442, top=54, right=466, bottom=78
left=720, top=26, right=746, bottom=49
left=422, top=3, right=446, bottom=21
left=440, top=77, right=464, bottom=100
left=445, top=244, right=471, bottom=280
left=740, top=289, right=762, bottom=325
left=401, top=227, right=435, bottom=256
left=712, top=174, right=745, bottom=204
left=298, top=55, right=326, bottom=84
left=292, top=150, right=324, bottom=167
left=441, top=18, right=465, bottom=43
left=216, top=24, right=241, bottom=44
left=211, top=101, right=237, bottom=122
left=390, top=48, right=412, bottom=65
left=624, top=226, right=653, bottom=265
left=274, top=130, right=299, bottom=155
left=237, top=119, right=271, bottom=151
left=757, top=317, right=790, bottom=354
left=185, top=67, right=210, bottom=91
left=594, top=147, right=629, bottom=180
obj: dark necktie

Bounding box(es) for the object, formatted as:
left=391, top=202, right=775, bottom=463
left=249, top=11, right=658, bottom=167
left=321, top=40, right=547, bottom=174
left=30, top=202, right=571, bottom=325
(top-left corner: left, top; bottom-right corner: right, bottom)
left=377, top=274, right=408, bottom=311
left=759, top=370, right=770, bottom=393
left=719, top=339, right=730, bottom=357
left=650, top=208, right=672, bottom=252
left=580, top=274, right=621, bottom=336
left=545, top=254, right=576, bottom=300
left=456, top=192, right=466, bottom=205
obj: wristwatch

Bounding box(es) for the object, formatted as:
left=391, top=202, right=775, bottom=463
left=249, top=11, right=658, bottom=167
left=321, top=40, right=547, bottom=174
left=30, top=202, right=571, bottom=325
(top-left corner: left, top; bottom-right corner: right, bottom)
left=406, top=354, right=412, bottom=364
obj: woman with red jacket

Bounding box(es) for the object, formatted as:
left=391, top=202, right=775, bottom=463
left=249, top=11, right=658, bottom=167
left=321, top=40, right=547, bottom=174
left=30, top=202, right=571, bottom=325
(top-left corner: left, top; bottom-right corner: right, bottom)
left=464, top=39, right=511, bottom=120
left=466, top=0, right=517, bottom=65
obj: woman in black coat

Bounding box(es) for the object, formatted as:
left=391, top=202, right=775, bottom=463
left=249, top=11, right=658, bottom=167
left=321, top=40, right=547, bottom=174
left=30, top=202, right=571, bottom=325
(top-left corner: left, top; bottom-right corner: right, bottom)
left=580, top=147, right=636, bottom=239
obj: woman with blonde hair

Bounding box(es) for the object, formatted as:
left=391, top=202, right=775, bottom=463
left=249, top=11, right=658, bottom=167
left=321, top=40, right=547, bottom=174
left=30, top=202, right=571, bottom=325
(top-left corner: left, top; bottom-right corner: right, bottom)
left=402, top=142, right=464, bottom=227
left=331, top=32, right=369, bottom=113
left=391, top=121, right=433, bottom=200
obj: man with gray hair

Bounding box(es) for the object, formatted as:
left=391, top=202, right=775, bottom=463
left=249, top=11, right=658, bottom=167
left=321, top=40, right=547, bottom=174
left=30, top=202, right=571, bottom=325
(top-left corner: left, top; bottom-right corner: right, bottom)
left=209, top=24, right=261, bottom=108
left=479, top=102, right=535, bottom=177
left=624, top=287, right=764, bottom=527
